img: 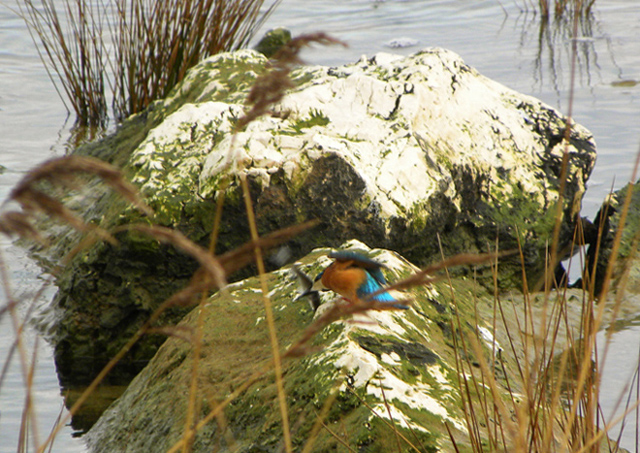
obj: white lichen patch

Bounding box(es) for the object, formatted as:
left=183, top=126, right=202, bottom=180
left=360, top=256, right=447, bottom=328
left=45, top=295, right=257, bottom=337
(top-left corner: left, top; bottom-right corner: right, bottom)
left=333, top=339, right=381, bottom=387
left=367, top=370, right=465, bottom=431
left=381, top=351, right=401, bottom=366
left=429, top=365, right=454, bottom=392
left=321, top=325, right=465, bottom=432
left=478, top=325, right=503, bottom=352
left=369, top=403, right=430, bottom=433
left=131, top=102, right=244, bottom=205
left=267, top=282, right=287, bottom=299
left=358, top=309, right=421, bottom=338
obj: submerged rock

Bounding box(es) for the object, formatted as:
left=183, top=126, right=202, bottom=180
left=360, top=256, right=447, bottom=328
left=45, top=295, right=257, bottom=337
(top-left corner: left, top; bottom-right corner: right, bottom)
left=43, top=47, right=596, bottom=388
left=584, top=183, right=640, bottom=297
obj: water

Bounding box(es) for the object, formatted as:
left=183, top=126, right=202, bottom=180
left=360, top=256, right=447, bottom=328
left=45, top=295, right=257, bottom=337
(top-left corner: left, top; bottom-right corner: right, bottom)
left=0, top=3, right=84, bottom=452
left=1, top=0, right=639, bottom=451
left=0, top=241, right=85, bottom=453
left=598, top=322, right=640, bottom=447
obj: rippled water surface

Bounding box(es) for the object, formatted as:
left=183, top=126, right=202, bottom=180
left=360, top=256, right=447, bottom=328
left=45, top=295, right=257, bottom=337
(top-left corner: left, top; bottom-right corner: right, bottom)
left=0, top=1, right=639, bottom=451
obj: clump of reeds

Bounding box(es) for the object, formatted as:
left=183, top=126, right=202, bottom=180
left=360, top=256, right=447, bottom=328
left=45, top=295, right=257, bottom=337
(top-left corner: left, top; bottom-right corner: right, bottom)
left=17, top=0, right=281, bottom=127
left=444, top=117, right=639, bottom=453
left=521, top=0, right=596, bottom=19
left=445, top=187, right=640, bottom=452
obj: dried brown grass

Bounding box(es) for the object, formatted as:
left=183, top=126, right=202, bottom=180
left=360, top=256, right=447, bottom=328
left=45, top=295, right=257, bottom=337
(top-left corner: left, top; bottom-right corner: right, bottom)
left=518, top=0, right=596, bottom=19
left=17, top=0, right=281, bottom=127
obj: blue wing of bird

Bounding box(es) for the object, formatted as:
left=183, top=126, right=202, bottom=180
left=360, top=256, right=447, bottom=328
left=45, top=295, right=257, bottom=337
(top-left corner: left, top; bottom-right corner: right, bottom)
left=328, top=251, right=388, bottom=285
left=356, top=270, right=408, bottom=309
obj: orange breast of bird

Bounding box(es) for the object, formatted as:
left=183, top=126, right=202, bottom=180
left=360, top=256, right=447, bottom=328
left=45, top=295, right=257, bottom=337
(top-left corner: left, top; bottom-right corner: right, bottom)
left=321, top=260, right=366, bottom=301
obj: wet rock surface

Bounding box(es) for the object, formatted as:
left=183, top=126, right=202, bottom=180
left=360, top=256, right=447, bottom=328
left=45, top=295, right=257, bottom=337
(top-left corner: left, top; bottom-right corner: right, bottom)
left=585, top=183, right=640, bottom=298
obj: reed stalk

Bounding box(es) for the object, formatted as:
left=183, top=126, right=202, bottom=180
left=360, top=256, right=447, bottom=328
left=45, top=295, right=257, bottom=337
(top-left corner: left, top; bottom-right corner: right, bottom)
left=17, top=0, right=280, bottom=127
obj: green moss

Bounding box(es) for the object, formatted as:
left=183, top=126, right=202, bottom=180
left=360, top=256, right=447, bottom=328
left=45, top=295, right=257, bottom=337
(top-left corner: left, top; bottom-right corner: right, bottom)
left=254, top=27, right=292, bottom=58
left=612, top=183, right=640, bottom=259
left=433, top=147, right=454, bottom=171
left=282, top=108, right=330, bottom=136
left=289, top=67, right=318, bottom=86
left=406, top=201, right=430, bottom=232
left=162, top=51, right=267, bottom=113
left=488, top=180, right=556, bottom=245
left=120, top=228, right=162, bottom=255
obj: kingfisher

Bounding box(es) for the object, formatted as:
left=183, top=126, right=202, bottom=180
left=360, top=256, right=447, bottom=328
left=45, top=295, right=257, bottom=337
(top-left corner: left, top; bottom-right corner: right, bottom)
left=296, top=250, right=408, bottom=310
left=292, top=263, right=322, bottom=312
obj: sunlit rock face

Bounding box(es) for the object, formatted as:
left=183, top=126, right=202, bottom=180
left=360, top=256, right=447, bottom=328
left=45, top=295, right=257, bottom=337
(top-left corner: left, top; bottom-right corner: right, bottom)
left=84, top=242, right=498, bottom=452
left=130, top=47, right=595, bottom=281
left=46, top=47, right=596, bottom=390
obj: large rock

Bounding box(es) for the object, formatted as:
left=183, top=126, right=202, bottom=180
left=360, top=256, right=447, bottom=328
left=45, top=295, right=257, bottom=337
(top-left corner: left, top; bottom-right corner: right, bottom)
left=43, top=47, right=596, bottom=387
left=84, top=241, right=600, bottom=452
left=83, top=242, right=498, bottom=452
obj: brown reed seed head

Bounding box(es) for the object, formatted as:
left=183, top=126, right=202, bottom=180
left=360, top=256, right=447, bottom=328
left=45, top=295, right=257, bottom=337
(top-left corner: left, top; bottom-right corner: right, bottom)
left=0, top=211, right=44, bottom=242
left=0, top=156, right=154, bottom=246
left=10, top=156, right=152, bottom=217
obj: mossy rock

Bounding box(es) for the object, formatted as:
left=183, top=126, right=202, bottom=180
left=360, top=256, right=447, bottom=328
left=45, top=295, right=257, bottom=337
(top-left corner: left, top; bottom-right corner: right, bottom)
left=86, top=242, right=521, bottom=452
left=40, top=47, right=596, bottom=389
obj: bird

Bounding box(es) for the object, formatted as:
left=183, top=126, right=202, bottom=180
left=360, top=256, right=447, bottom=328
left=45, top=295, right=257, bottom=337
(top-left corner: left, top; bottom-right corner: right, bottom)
left=313, top=250, right=408, bottom=309
left=292, top=263, right=321, bottom=312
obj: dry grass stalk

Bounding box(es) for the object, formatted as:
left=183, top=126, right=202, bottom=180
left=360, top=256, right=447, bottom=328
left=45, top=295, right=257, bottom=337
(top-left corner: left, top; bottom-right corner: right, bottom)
left=18, top=0, right=108, bottom=126
left=301, top=385, right=341, bottom=453
left=378, top=250, right=514, bottom=296
left=0, top=155, right=152, bottom=247
left=35, top=215, right=320, bottom=452
left=530, top=0, right=596, bottom=19
left=164, top=220, right=319, bottom=307
left=236, top=172, right=293, bottom=452
left=0, top=211, right=43, bottom=243
left=111, top=0, right=281, bottom=121
left=17, top=0, right=281, bottom=126
left=11, top=155, right=152, bottom=216
left=123, top=224, right=226, bottom=290
left=284, top=298, right=410, bottom=359
left=440, top=7, right=624, bottom=450
left=447, top=178, right=638, bottom=452
left=0, top=249, right=42, bottom=451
